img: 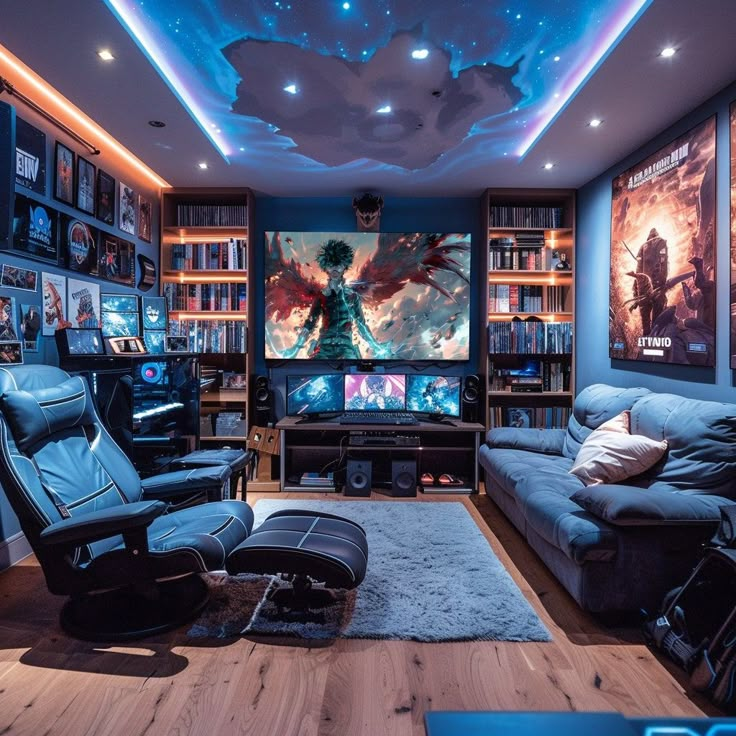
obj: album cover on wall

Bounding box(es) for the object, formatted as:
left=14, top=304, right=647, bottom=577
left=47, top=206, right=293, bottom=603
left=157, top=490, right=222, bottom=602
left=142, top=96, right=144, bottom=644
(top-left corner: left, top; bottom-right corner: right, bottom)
left=12, top=194, right=58, bottom=264
left=609, top=116, right=716, bottom=366
left=67, top=278, right=100, bottom=329
left=76, top=156, right=96, bottom=215
left=15, top=117, right=46, bottom=195
left=61, top=215, right=98, bottom=274
left=98, top=234, right=135, bottom=286
left=96, top=170, right=115, bottom=226
left=54, top=142, right=74, bottom=206
left=119, top=182, right=137, bottom=235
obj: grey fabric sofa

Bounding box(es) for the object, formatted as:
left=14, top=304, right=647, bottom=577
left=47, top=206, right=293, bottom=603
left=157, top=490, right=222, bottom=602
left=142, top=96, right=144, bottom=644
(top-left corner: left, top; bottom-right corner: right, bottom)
left=479, top=384, right=736, bottom=613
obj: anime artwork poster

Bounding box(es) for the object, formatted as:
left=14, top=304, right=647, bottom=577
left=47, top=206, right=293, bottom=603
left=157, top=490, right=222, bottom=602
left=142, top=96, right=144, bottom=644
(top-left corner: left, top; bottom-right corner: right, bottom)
left=41, top=272, right=71, bottom=336
left=264, top=231, right=471, bottom=361
left=67, top=278, right=100, bottom=329
left=730, top=102, right=736, bottom=369
left=609, top=116, right=716, bottom=366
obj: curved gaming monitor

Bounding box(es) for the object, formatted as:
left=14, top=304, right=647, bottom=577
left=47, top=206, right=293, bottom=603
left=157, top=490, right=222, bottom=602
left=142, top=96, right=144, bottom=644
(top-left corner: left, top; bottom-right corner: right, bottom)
left=406, top=374, right=461, bottom=418
left=265, top=231, right=471, bottom=361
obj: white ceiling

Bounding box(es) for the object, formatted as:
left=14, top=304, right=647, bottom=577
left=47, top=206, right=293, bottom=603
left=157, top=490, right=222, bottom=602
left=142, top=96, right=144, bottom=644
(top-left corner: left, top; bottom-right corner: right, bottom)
left=1, top=0, right=735, bottom=197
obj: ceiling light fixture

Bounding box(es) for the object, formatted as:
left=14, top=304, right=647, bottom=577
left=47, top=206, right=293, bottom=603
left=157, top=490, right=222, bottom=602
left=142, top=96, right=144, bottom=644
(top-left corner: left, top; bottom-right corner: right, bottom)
left=543, top=162, right=554, bottom=170
left=104, top=0, right=229, bottom=159
left=148, top=120, right=166, bottom=127
left=660, top=46, right=676, bottom=58
left=98, top=49, right=115, bottom=61
left=588, top=118, right=602, bottom=128
left=283, top=84, right=298, bottom=95
left=198, top=162, right=208, bottom=169
left=411, top=49, right=429, bottom=60
left=376, top=105, right=392, bottom=114
left=517, top=0, right=650, bottom=158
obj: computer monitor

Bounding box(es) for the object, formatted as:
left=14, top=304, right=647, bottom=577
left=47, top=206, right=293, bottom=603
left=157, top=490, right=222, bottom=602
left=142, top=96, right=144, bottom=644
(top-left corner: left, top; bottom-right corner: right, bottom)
left=55, top=328, right=105, bottom=357
left=344, top=374, right=406, bottom=411
left=287, top=374, right=344, bottom=416
left=406, top=374, right=461, bottom=418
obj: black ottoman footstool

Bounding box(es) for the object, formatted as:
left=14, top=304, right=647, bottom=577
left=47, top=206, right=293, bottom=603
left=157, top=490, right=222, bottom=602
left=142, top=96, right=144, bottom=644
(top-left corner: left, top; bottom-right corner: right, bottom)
left=172, top=448, right=253, bottom=500
left=226, top=509, right=368, bottom=609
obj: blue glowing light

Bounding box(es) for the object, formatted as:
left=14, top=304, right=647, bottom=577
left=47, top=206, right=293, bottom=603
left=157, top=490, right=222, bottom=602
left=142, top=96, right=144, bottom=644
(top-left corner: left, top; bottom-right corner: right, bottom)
left=411, top=49, right=429, bottom=59
left=283, top=84, right=298, bottom=94
left=342, top=2, right=350, bottom=9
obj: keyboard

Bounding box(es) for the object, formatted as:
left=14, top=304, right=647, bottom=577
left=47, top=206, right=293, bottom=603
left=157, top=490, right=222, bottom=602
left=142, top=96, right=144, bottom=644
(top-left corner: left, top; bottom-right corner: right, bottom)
left=339, top=411, right=419, bottom=425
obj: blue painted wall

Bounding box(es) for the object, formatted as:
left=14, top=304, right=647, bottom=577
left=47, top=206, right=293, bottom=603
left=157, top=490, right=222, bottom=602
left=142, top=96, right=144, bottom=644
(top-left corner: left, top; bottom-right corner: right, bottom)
left=577, top=80, right=736, bottom=401
left=253, top=196, right=483, bottom=417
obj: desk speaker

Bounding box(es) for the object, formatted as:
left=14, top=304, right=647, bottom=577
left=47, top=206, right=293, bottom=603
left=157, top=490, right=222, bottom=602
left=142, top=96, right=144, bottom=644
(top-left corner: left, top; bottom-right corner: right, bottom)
left=461, top=374, right=481, bottom=424
left=391, top=460, right=417, bottom=497
left=253, top=375, right=272, bottom=427
left=345, top=459, right=372, bottom=496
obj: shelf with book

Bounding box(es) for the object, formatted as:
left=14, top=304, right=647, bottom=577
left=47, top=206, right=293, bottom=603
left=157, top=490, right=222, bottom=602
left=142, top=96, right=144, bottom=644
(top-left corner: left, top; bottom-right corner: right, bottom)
left=160, top=188, right=254, bottom=448
left=482, top=188, right=576, bottom=431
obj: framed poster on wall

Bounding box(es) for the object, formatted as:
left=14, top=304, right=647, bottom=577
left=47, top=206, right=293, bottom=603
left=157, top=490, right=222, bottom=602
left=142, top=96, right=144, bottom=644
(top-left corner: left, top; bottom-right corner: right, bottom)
left=609, top=116, right=716, bottom=367
left=731, top=102, right=736, bottom=370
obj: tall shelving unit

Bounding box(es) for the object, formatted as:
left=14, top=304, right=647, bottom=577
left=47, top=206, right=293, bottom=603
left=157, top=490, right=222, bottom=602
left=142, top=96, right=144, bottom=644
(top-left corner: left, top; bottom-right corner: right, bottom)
left=481, top=188, right=575, bottom=430
left=159, top=187, right=254, bottom=448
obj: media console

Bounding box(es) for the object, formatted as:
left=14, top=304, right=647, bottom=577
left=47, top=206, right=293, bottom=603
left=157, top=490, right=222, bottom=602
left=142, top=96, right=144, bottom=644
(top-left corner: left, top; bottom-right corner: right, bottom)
left=276, top=416, right=484, bottom=493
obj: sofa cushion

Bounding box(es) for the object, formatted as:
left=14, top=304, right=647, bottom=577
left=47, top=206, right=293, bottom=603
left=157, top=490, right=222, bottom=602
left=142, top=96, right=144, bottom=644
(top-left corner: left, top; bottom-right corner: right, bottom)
left=485, top=426, right=566, bottom=455
left=571, top=484, right=730, bottom=527
left=563, top=384, right=651, bottom=459
left=569, top=431, right=668, bottom=486
left=630, top=393, right=736, bottom=496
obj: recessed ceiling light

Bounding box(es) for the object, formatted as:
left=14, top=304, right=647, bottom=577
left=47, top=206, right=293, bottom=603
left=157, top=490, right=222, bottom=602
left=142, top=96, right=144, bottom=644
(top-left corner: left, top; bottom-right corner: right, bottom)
left=239, top=147, right=245, bottom=152
left=376, top=105, right=392, bottom=114
left=198, top=162, right=208, bottom=170
left=98, top=49, right=115, bottom=61
left=411, top=49, right=429, bottom=60
left=660, top=46, right=676, bottom=58
left=543, top=162, right=554, bottom=170
left=283, top=84, right=297, bottom=95
left=342, top=2, right=350, bottom=8
left=148, top=120, right=166, bottom=128
left=588, top=118, right=602, bottom=128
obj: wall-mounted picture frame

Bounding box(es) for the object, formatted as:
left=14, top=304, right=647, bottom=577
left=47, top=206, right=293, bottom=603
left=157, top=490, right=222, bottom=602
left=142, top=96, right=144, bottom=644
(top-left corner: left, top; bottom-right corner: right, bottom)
left=96, top=169, right=115, bottom=226
left=609, top=116, right=716, bottom=367
left=1, top=264, right=37, bottom=292
left=98, top=234, right=136, bottom=286
left=12, top=193, right=59, bottom=264
left=101, top=293, right=138, bottom=312
left=19, top=303, right=41, bottom=352
left=141, top=295, right=167, bottom=330
left=41, top=271, right=70, bottom=336
left=61, top=215, right=98, bottom=274
left=67, top=278, right=101, bottom=329
left=0, top=295, right=20, bottom=341
left=143, top=330, right=166, bottom=354
left=119, top=182, right=137, bottom=235
left=76, top=156, right=96, bottom=215
left=15, top=117, right=46, bottom=195
left=0, top=341, right=23, bottom=365
left=165, top=335, right=189, bottom=353
left=54, top=142, right=74, bottom=205
left=137, top=194, right=152, bottom=242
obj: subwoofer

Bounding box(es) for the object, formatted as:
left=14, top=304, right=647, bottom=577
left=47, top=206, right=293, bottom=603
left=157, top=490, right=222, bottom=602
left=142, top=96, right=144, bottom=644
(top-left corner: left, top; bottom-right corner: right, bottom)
left=253, top=375, right=272, bottom=427
left=345, top=459, right=372, bottom=496
left=461, top=374, right=481, bottom=424
left=391, top=460, right=417, bottom=498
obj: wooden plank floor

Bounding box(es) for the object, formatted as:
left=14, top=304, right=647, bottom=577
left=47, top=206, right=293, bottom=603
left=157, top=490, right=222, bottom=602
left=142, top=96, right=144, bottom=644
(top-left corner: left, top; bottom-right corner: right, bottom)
left=0, top=491, right=720, bottom=735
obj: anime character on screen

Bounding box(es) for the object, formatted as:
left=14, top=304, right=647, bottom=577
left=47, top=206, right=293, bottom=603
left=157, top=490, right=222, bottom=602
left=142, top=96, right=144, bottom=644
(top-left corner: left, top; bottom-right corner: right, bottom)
left=345, top=374, right=405, bottom=411
left=278, top=239, right=385, bottom=360
left=266, top=231, right=470, bottom=360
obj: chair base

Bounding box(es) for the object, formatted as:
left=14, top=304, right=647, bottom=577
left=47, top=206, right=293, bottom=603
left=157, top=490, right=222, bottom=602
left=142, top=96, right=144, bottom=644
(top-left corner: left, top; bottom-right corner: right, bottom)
left=60, top=575, right=210, bottom=642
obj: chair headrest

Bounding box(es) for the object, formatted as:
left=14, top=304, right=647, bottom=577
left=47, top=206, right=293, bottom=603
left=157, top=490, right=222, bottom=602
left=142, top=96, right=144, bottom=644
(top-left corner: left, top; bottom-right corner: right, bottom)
left=0, top=375, right=97, bottom=451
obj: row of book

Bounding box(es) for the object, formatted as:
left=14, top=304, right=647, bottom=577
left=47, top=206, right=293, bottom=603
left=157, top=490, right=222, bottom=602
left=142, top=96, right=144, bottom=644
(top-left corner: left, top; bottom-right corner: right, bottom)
left=489, top=206, right=564, bottom=228
left=175, top=204, right=248, bottom=227
left=169, top=319, right=247, bottom=353
left=168, top=239, right=247, bottom=271
left=489, top=246, right=545, bottom=271
left=489, top=362, right=571, bottom=392
left=488, top=406, right=572, bottom=429
left=489, top=284, right=545, bottom=312
left=163, top=282, right=247, bottom=312
left=487, top=321, right=573, bottom=354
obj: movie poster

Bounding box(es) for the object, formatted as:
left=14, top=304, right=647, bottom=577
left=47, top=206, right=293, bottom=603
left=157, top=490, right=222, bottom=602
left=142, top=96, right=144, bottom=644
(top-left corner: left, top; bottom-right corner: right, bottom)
left=264, top=231, right=471, bottom=361
left=730, top=102, right=736, bottom=369
left=67, top=278, right=100, bottom=329
left=41, top=272, right=70, bottom=336
left=609, top=116, right=716, bottom=366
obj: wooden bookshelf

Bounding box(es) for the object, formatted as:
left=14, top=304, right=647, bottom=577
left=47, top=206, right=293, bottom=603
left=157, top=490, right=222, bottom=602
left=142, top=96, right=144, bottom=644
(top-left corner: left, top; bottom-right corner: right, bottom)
left=481, top=189, right=576, bottom=430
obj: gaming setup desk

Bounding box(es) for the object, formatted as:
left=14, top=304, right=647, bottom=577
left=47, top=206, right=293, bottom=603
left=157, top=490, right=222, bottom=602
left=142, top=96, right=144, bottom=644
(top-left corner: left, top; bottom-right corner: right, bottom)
left=277, top=372, right=485, bottom=495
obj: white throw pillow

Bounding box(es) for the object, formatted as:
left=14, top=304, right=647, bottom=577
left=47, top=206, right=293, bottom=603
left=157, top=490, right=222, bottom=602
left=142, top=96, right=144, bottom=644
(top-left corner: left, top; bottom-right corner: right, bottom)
left=569, top=429, right=668, bottom=486
left=597, top=409, right=630, bottom=434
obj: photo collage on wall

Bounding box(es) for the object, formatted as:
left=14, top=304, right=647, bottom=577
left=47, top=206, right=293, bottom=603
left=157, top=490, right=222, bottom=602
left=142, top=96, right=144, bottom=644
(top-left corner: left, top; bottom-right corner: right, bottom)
left=609, top=116, right=716, bottom=367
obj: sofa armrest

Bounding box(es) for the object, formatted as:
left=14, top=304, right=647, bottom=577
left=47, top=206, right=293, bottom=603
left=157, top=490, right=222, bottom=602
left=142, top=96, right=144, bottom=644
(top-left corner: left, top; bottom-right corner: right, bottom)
left=486, top=427, right=566, bottom=455
left=570, top=484, right=730, bottom=527
left=39, top=500, right=167, bottom=546
left=141, top=465, right=231, bottom=503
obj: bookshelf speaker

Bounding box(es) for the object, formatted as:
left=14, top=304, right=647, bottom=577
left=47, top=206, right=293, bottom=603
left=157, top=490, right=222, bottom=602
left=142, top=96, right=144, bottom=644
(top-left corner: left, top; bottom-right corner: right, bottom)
left=253, top=375, right=272, bottom=427
left=461, top=375, right=481, bottom=423
left=345, top=459, right=372, bottom=496
left=391, top=460, right=417, bottom=497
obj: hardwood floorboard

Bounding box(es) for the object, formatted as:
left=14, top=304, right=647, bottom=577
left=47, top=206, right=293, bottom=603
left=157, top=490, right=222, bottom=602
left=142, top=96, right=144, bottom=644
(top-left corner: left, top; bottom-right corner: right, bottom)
left=0, top=490, right=719, bottom=735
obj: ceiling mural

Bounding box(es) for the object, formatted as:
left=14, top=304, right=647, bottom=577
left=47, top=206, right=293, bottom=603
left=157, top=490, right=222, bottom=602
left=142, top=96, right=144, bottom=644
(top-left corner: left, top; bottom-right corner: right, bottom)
left=105, top=0, right=650, bottom=186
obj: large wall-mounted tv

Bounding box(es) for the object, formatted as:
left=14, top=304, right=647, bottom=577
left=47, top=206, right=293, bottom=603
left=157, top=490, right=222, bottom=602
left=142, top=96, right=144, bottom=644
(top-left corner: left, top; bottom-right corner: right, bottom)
left=265, top=231, right=471, bottom=361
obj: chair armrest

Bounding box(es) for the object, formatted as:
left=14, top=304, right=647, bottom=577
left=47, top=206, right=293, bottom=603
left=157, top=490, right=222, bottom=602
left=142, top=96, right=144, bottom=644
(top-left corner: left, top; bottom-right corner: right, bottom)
left=570, top=484, right=730, bottom=527
left=39, top=500, right=167, bottom=547
left=141, top=466, right=231, bottom=503
left=486, top=427, right=565, bottom=455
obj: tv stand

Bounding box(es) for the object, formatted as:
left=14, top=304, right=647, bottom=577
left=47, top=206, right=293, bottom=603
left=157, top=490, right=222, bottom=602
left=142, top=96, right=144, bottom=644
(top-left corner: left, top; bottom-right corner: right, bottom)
left=276, top=416, right=484, bottom=493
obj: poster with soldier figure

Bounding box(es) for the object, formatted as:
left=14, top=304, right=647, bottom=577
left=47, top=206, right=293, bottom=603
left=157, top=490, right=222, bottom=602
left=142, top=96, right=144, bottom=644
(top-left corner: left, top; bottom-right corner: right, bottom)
left=609, top=116, right=716, bottom=366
